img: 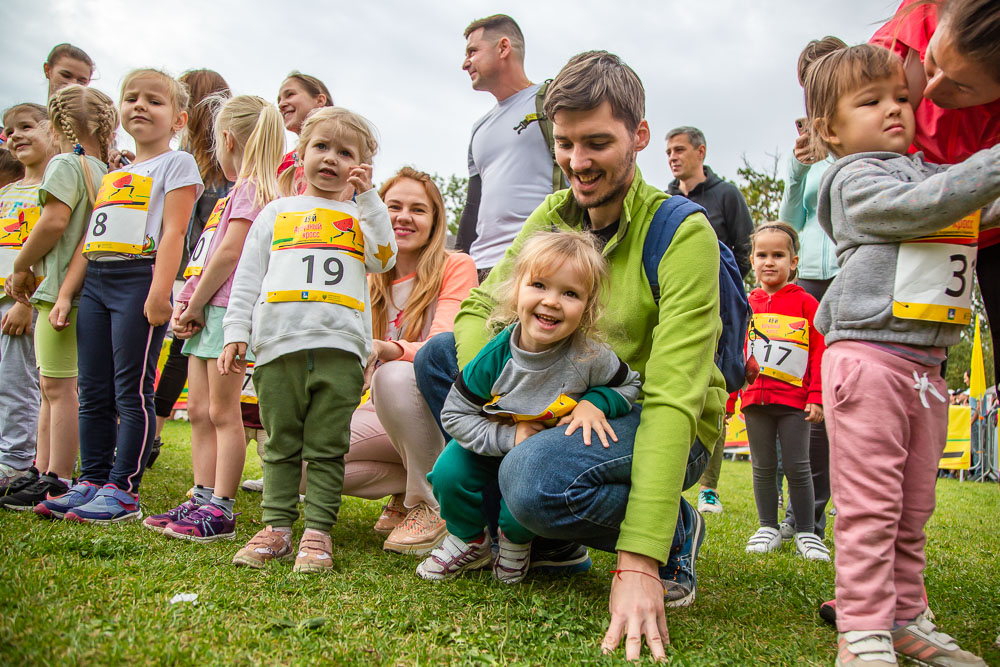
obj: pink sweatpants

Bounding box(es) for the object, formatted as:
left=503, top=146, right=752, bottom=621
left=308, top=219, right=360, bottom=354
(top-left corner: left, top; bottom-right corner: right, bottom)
left=822, top=341, right=947, bottom=632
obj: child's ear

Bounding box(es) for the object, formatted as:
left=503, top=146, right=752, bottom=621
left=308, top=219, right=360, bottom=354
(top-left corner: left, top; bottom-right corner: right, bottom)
left=815, top=118, right=841, bottom=152
left=225, top=130, right=236, bottom=153
left=172, top=109, right=188, bottom=135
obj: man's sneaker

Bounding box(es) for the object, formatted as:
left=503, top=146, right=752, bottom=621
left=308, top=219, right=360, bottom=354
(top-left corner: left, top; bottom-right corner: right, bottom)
left=2, top=466, right=39, bottom=497
left=232, top=527, right=293, bottom=568
left=837, top=631, right=897, bottom=666
left=163, top=504, right=237, bottom=543
left=144, top=499, right=202, bottom=533
left=240, top=478, right=263, bottom=493
left=779, top=521, right=795, bottom=542
left=33, top=481, right=100, bottom=519
left=891, top=613, right=986, bottom=666
left=146, top=436, right=162, bottom=469
left=697, top=488, right=723, bottom=514
left=0, top=473, right=68, bottom=511
left=795, top=532, right=831, bottom=561
left=373, top=494, right=406, bottom=536
left=293, top=530, right=333, bottom=574
left=0, top=463, right=30, bottom=495
left=416, top=533, right=492, bottom=581
left=746, top=526, right=783, bottom=553
left=528, top=540, right=592, bottom=574
left=661, top=501, right=705, bottom=608
left=493, top=530, right=531, bottom=584
left=383, top=503, right=447, bottom=555
left=64, top=484, right=142, bottom=524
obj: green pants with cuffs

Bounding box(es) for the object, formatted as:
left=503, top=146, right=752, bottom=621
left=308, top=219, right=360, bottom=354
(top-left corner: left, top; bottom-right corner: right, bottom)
left=252, top=347, right=363, bottom=532
left=428, top=440, right=534, bottom=545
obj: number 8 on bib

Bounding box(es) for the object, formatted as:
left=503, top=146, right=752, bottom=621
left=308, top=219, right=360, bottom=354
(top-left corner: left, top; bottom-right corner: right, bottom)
left=85, top=172, right=153, bottom=255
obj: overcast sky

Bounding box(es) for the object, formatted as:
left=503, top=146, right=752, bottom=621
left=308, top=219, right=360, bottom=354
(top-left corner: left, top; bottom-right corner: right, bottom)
left=2, top=0, right=901, bottom=189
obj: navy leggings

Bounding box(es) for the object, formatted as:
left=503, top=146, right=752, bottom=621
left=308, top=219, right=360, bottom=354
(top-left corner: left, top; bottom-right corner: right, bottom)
left=77, top=259, right=168, bottom=493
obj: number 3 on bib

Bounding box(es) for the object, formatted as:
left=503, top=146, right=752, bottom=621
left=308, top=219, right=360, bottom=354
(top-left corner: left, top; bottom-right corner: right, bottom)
left=893, top=211, right=979, bottom=325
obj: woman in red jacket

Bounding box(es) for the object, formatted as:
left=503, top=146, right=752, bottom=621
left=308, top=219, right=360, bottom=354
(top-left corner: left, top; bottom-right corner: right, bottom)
left=734, top=222, right=828, bottom=561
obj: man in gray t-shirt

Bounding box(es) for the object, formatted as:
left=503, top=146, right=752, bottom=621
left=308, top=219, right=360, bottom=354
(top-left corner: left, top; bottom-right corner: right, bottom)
left=455, top=14, right=562, bottom=279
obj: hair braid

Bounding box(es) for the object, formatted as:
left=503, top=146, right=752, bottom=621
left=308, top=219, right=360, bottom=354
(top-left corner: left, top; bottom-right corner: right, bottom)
left=50, top=93, right=81, bottom=148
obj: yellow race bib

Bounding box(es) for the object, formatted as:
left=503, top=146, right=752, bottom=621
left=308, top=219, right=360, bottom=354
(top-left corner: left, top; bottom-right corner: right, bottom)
left=183, top=196, right=229, bottom=278
left=748, top=313, right=810, bottom=387
left=486, top=393, right=578, bottom=427
left=0, top=207, right=41, bottom=287
left=85, top=172, right=153, bottom=255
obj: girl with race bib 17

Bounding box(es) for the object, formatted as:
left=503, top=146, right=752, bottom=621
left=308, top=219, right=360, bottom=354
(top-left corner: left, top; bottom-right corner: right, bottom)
left=47, top=69, right=203, bottom=525
left=218, top=107, right=396, bottom=574
left=804, top=42, right=1000, bottom=666
left=730, top=222, right=827, bottom=561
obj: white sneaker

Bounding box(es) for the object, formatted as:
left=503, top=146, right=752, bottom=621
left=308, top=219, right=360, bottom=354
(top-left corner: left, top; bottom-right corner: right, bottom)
left=697, top=488, right=723, bottom=514
left=745, top=526, right=782, bottom=553
left=241, top=478, right=263, bottom=493
left=493, top=530, right=531, bottom=584
left=836, top=631, right=897, bottom=666
left=795, top=532, right=831, bottom=561
left=416, top=533, right=492, bottom=581
left=891, top=613, right=986, bottom=666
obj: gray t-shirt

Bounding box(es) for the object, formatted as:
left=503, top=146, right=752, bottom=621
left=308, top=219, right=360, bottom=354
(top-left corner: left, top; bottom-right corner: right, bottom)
left=468, top=84, right=555, bottom=269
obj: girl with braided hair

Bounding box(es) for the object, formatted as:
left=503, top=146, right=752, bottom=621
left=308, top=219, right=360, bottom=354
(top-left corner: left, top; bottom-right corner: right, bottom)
left=0, top=85, right=118, bottom=513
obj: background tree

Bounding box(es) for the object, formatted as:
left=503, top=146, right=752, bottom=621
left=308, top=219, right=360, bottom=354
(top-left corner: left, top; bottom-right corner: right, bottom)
left=735, top=153, right=785, bottom=291
left=431, top=173, right=468, bottom=237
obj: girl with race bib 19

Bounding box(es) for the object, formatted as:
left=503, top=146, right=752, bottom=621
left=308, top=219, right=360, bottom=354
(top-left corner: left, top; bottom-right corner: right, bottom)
left=804, top=42, right=1000, bottom=667
left=47, top=69, right=203, bottom=525
left=730, top=222, right=827, bottom=561
left=142, top=95, right=284, bottom=543
left=218, top=107, right=396, bottom=574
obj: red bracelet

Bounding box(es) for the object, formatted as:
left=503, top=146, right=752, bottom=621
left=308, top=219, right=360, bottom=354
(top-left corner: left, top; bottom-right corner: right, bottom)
left=610, top=569, right=667, bottom=593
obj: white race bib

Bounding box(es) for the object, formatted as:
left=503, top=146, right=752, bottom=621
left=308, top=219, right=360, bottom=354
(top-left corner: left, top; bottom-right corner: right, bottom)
left=0, top=207, right=40, bottom=287
left=240, top=361, right=257, bottom=405
left=747, top=313, right=810, bottom=387
left=85, top=172, right=152, bottom=255
left=893, top=211, right=979, bottom=325
left=183, top=196, right=228, bottom=278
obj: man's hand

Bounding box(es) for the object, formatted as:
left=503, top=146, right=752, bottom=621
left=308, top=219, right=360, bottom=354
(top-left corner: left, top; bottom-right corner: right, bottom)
left=558, top=400, right=617, bottom=448
left=513, top=420, right=545, bottom=446
left=1, top=301, right=33, bottom=335
left=601, top=551, right=669, bottom=661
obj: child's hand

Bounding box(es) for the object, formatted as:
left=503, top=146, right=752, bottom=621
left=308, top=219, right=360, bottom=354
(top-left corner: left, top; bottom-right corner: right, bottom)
left=218, top=342, right=247, bottom=376
left=176, top=303, right=205, bottom=338
left=559, top=400, right=618, bottom=448
left=1, top=301, right=33, bottom=336
left=514, top=420, right=546, bottom=446
left=804, top=403, right=824, bottom=423
left=346, top=164, right=373, bottom=195
left=6, top=269, right=36, bottom=305
left=144, top=293, right=173, bottom=327
left=724, top=412, right=734, bottom=427
left=49, top=297, right=74, bottom=331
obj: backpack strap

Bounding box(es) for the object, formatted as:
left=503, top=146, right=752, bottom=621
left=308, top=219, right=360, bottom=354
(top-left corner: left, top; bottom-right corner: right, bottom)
left=643, top=196, right=708, bottom=303
left=534, top=80, right=567, bottom=193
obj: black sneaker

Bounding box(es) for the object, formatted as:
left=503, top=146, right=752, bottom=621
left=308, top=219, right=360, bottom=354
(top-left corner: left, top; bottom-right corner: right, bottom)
left=528, top=539, right=592, bottom=574
left=2, top=466, right=39, bottom=497
left=0, top=473, right=69, bottom=511
left=146, top=437, right=162, bottom=469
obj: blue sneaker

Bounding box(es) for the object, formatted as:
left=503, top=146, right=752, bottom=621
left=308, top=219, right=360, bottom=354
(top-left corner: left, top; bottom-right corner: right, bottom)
left=528, top=539, right=592, bottom=574
left=697, top=488, right=723, bottom=514
left=64, top=484, right=142, bottom=524
left=33, top=480, right=100, bottom=519
left=660, top=499, right=705, bottom=608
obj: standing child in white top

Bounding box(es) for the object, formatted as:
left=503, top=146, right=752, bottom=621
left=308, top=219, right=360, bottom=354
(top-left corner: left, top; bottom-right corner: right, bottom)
left=220, top=107, right=396, bottom=573
left=48, top=69, right=203, bottom=524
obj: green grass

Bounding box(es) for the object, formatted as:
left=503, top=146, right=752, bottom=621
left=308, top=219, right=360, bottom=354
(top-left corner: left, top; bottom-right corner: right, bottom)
left=1, top=420, right=998, bottom=665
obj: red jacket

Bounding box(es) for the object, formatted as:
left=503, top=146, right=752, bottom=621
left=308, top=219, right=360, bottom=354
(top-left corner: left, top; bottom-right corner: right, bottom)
left=727, top=283, right=824, bottom=413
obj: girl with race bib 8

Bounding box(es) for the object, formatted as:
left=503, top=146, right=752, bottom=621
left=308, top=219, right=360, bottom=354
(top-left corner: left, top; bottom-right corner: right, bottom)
left=1, top=87, right=117, bottom=515
left=804, top=43, right=1000, bottom=666
left=218, top=107, right=396, bottom=574
left=142, top=95, right=283, bottom=542
left=730, top=222, right=827, bottom=561
left=45, top=69, right=204, bottom=525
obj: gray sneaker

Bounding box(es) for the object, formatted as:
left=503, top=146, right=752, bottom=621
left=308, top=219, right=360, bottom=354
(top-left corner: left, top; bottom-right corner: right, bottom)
left=779, top=521, right=795, bottom=542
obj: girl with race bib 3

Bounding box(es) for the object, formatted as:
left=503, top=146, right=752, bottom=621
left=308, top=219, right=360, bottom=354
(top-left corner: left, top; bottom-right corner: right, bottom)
left=218, top=107, right=395, bottom=574
left=730, top=222, right=828, bottom=561
left=142, top=95, right=283, bottom=542
left=804, top=43, right=999, bottom=666
left=45, top=69, right=203, bottom=525
left=1, top=87, right=117, bottom=515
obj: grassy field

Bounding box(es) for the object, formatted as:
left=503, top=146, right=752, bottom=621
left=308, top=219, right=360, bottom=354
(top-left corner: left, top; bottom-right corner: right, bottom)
left=1, top=420, right=998, bottom=665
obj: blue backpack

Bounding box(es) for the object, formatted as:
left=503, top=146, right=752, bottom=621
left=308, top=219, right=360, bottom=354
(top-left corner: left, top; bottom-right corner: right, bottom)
left=642, top=196, right=751, bottom=394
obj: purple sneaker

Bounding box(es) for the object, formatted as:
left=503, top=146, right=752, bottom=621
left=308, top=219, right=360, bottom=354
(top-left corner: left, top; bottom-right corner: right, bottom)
left=34, top=481, right=101, bottom=519
left=163, top=504, right=237, bottom=543
left=144, top=499, right=201, bottom=534
left=64, top=484, right=142, bottom=524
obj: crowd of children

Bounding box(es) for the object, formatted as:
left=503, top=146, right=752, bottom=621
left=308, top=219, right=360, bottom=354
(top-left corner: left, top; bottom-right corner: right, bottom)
left=0, top=3, right=998, bottom=660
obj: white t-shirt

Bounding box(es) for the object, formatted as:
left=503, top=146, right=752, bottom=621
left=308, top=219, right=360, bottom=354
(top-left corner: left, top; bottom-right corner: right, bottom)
left=468, top=84, right=555, bottom=269
left=84, top=150, right=203, bottom=260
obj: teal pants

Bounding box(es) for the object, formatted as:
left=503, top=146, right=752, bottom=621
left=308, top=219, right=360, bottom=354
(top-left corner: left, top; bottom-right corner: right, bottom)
left=428, top=440, right=534, bottom=544
left=253, top=348, right=363, bottom=532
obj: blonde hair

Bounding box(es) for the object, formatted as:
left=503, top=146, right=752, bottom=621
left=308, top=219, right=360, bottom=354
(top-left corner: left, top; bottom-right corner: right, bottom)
left=751, top=221, right=801, bottom=282
left=211, top=95, right=283, bottom=210
left=279, top=107, right=378, bottom=197
left=121, top=68, right=190, bottom=118
left=803, top=43, right=901, bottom=159
left=48, top=84, right=119, bottom=206
left=370, top=167, right=449, bottom=343
left=487, top=230, right=608, bottom=342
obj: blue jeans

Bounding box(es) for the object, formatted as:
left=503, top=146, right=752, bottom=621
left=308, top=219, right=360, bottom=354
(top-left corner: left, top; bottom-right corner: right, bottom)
left=414, top=332, right=709, bottom=558
left=77, top=260, right=168, bottom=493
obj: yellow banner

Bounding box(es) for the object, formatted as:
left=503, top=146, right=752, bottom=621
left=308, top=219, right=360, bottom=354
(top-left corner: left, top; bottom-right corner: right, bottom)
left=939, top=404, right=971, bottom=469
left=272, top=208, right=364, bottom=260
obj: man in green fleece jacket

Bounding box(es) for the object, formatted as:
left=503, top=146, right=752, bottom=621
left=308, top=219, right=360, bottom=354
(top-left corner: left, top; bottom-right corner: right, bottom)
left=414, top=50, right=726, bottom=659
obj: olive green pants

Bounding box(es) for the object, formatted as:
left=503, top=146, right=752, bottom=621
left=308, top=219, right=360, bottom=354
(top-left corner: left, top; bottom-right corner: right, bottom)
left=698, top=431, right=726, bottom=490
